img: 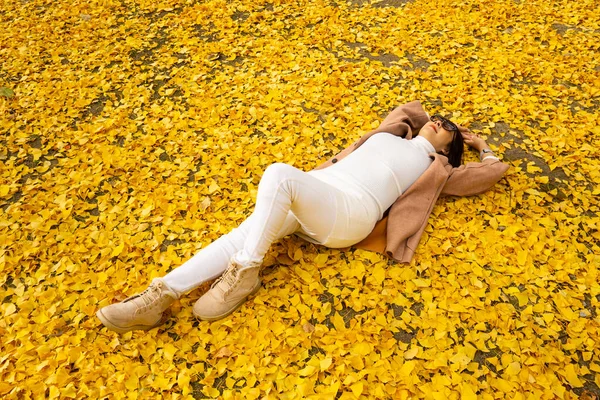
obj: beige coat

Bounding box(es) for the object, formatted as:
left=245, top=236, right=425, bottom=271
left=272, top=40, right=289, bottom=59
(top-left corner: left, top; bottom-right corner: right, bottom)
left=312, top=101, right=510, bottom=263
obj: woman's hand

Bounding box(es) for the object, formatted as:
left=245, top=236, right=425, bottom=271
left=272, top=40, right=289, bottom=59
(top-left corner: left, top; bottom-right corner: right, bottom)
left=461, top=130, right=489, bottom=153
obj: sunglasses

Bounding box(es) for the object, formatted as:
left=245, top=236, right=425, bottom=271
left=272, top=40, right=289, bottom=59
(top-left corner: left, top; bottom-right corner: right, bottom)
left=430, top=115, right=459, bottom=134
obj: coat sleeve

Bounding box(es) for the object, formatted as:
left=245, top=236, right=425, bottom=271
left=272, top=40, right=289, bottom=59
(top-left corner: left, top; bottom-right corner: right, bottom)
left=441, top=157, right=510, bottom=196
left=374, top=100, right=430, bottom=139
left=313, top=100, right=430, bottom=170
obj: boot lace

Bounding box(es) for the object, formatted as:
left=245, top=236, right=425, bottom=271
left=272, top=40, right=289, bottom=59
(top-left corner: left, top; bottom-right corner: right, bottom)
left=124, top=281, right=164, bottom=311
left=211, top=261, right=242, bottom=296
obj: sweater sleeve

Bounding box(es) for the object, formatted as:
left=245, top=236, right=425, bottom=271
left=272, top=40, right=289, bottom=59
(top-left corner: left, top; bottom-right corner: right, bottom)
left=441, top=157, right=509, bottom=196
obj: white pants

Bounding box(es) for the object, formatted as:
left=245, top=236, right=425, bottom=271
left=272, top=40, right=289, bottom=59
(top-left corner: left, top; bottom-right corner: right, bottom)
left=163, top=163, right=378, bottom=294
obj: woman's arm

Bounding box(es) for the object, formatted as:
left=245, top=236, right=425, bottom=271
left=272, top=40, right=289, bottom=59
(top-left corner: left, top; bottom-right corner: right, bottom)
left=462, top=131, right=499, bottom=161
left=374, top=100, right=430, bottom=139
left=441, top=131, right=509, bottom=196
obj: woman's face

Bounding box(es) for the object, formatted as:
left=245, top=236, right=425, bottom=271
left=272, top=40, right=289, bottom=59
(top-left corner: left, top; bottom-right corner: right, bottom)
left=420, top=121, right=455, bottom=154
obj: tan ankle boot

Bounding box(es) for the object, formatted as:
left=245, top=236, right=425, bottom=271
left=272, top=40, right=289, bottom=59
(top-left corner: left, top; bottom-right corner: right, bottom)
left=193, top=260, right=261, bottom=321
left=96, top=278, right=178, bottom=334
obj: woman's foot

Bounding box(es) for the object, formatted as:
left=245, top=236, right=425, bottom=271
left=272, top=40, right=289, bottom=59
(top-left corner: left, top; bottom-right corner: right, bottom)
left=96, top=278, right=179, bottom=334
left=193, top=260, right=261, bottom=321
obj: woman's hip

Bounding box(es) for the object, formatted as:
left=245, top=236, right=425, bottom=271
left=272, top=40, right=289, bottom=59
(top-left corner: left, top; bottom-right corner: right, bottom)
left=320, top=188, right=379, bottom=248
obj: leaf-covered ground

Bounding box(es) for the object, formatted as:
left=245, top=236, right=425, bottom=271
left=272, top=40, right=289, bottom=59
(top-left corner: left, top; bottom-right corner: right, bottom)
left=1, top=0, right=599, bottom=398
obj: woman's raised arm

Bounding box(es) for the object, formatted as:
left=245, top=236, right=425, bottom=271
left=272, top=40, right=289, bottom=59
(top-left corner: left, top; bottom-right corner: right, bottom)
left=441, top=132, right=509, bottom=197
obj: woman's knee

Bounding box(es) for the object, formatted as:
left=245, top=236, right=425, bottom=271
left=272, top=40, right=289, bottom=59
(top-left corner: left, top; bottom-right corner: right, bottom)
left=261, top=163, right=297, bottom=185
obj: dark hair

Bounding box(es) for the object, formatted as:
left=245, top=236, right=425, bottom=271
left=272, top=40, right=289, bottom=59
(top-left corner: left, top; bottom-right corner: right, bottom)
left=446, top=129, right=464, bottom=168
left=429, top=115, right=464, bottom=168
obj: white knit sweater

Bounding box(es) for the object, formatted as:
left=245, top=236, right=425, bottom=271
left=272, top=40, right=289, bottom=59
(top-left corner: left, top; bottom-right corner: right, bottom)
left=308, top=133, right=434, bottom=220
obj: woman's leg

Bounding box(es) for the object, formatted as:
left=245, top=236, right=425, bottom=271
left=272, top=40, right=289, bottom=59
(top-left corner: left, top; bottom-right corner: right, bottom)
left=167, top=162, right=348, bottom=294
left=96, top=203, right=302, bottom=333
left=230, top=163, right=345, bottom=267
left=97, top=162, right=376, bottom=331
left=162, top=211, right=300, bottom=294
left=193, top=162, right=377, bottom=320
